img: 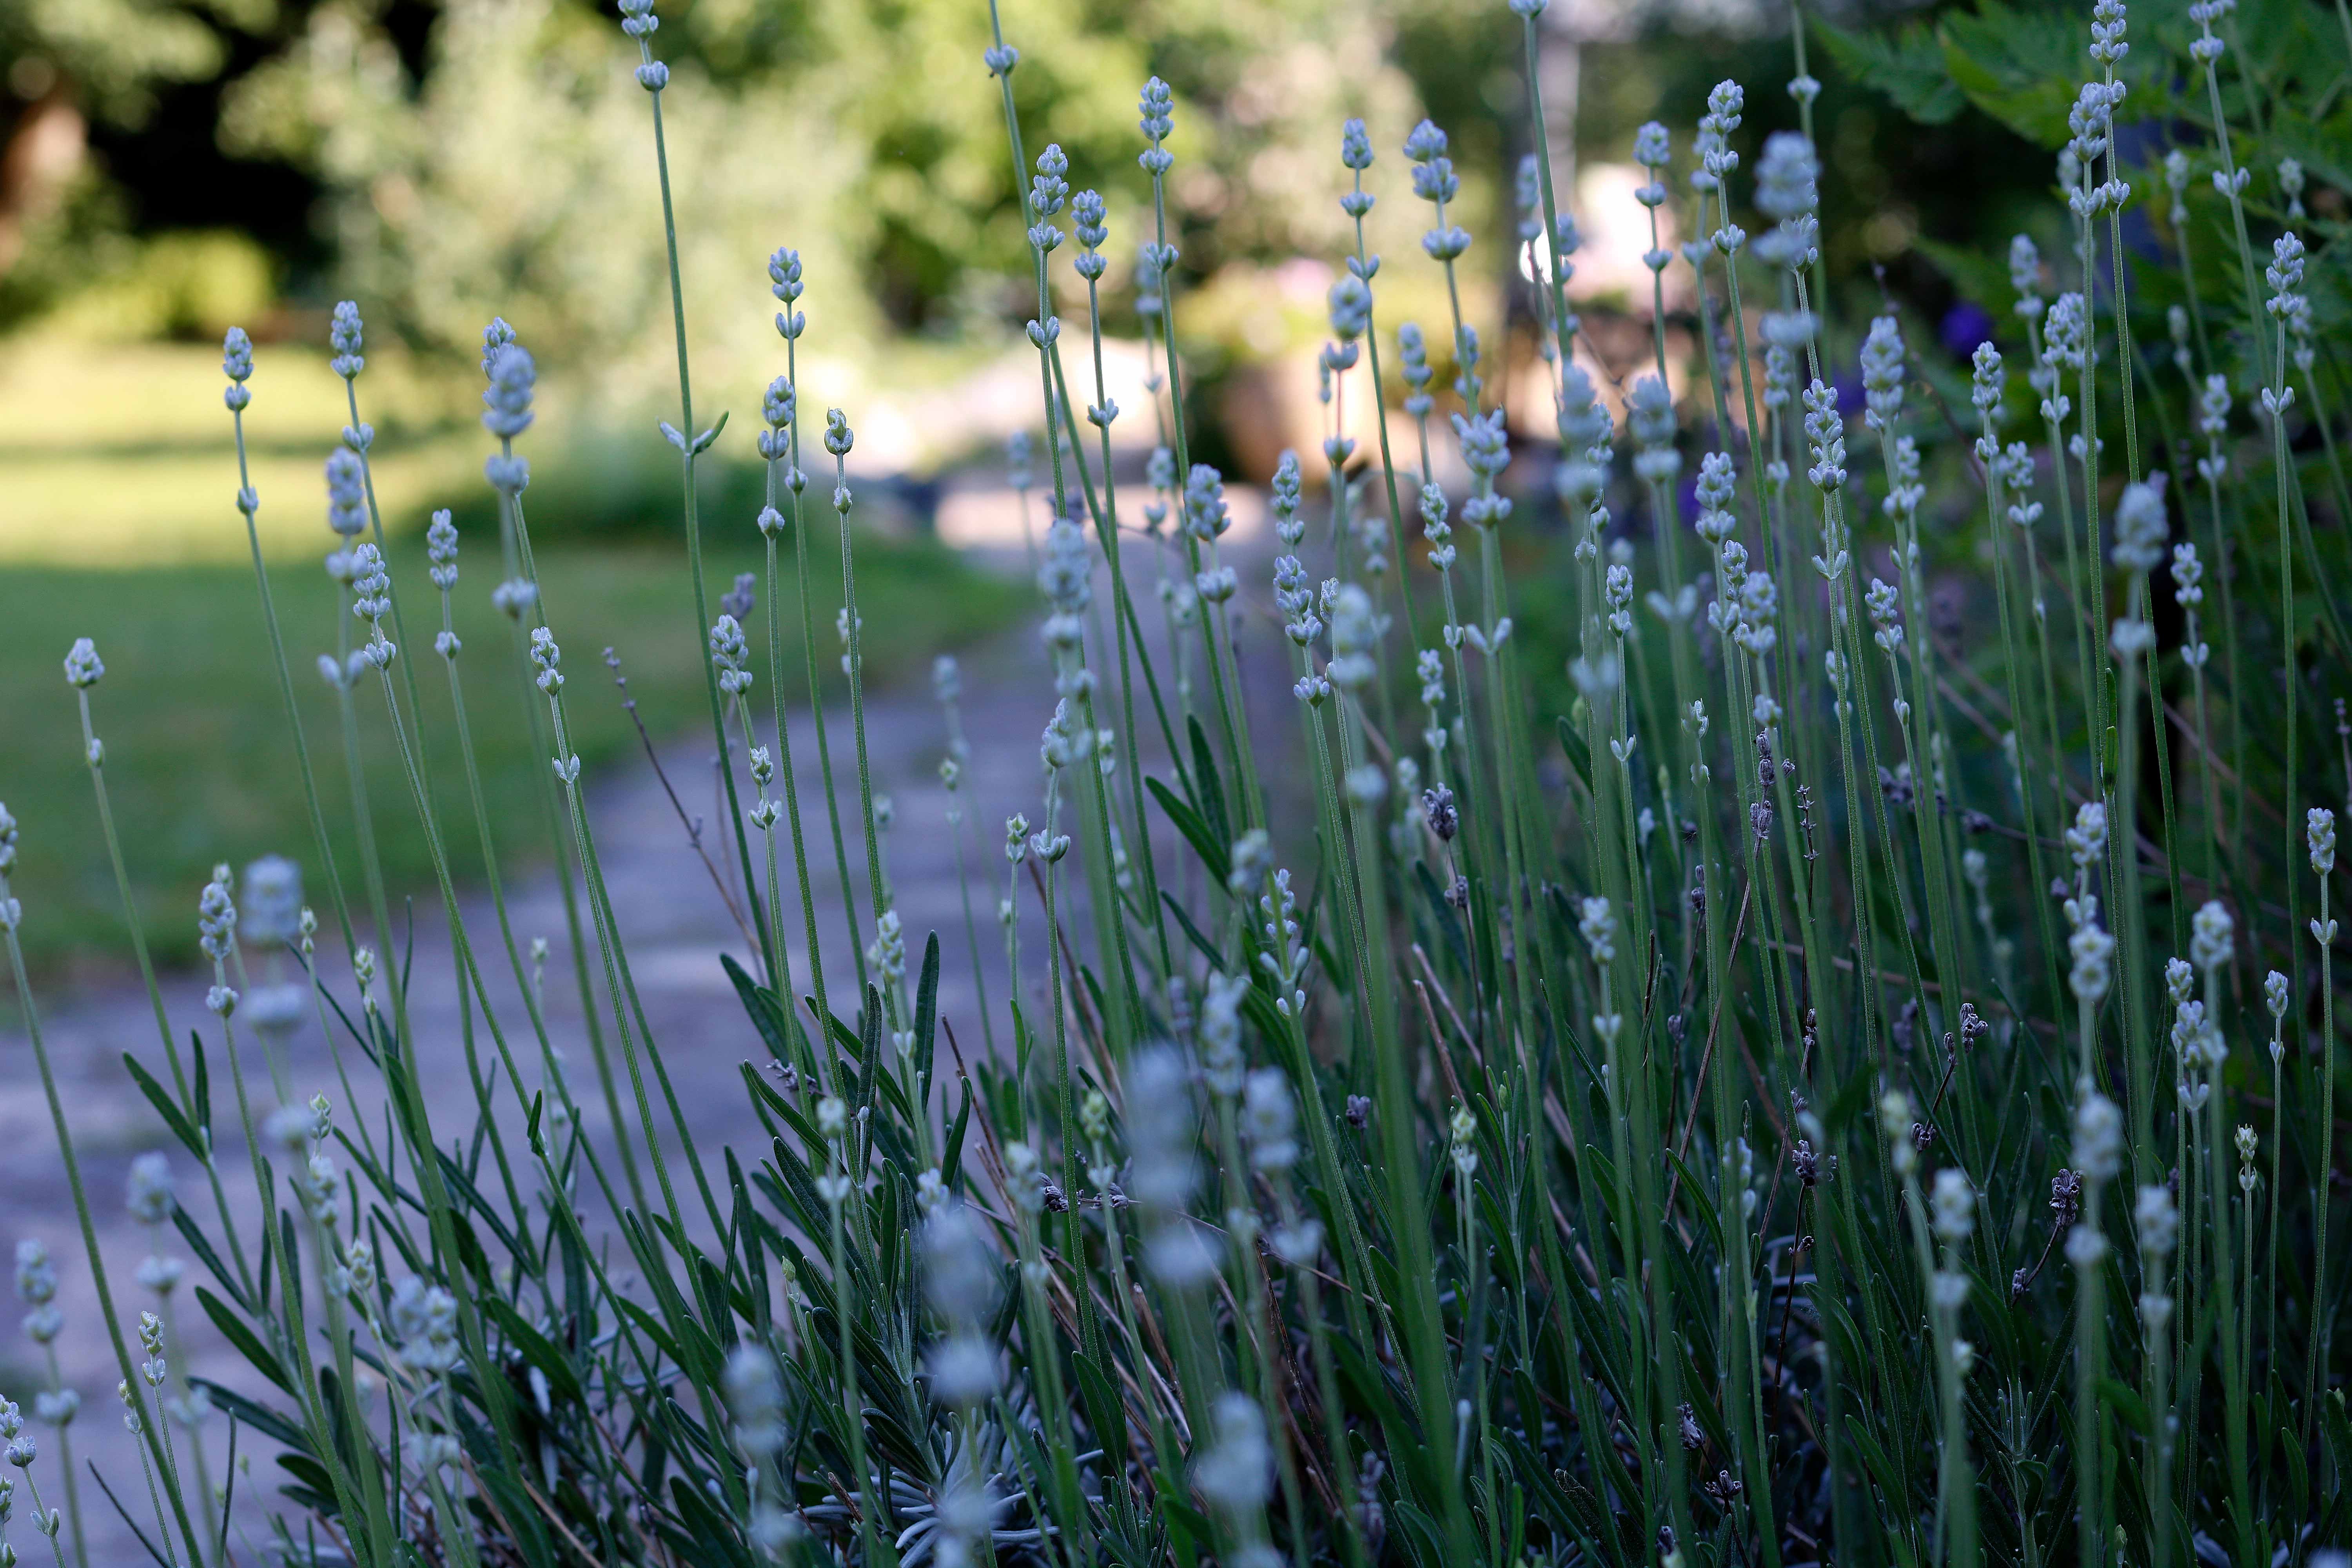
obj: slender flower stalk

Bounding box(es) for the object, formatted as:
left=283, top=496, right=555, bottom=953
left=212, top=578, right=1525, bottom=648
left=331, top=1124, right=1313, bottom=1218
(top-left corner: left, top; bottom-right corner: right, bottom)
left=621, top=0, right=774, bottom=987
left=2311, top=808, right=2339, bottom=1426
left=822, top=411, right=901, bottom=1029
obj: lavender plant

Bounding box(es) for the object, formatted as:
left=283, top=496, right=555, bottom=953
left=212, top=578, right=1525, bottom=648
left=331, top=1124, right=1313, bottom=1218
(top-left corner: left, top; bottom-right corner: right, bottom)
left=7, top=0, right=2352, bottom=1565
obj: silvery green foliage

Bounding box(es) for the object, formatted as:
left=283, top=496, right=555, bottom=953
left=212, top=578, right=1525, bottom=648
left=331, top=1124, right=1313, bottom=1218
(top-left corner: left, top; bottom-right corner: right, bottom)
left=22, top=11, right=2349, bottom=1568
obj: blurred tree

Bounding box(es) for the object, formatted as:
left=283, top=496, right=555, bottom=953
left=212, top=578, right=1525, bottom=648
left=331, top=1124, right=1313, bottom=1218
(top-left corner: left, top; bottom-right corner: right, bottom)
left=0, top=0, right=333, bottom=326
left=198, top=0, right=1523, bottom=376
left=4, top=0, right=2114, bottom=388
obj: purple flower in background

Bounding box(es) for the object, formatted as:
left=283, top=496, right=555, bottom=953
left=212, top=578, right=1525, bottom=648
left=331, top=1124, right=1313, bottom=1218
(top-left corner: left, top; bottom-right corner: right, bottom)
left=1940, top=301, right=1995, bottom=360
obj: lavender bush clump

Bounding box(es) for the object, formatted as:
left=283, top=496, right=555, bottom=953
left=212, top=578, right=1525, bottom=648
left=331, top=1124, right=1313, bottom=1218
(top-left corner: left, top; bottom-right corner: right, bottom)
left=7, top=0, right=2352, bottom=1565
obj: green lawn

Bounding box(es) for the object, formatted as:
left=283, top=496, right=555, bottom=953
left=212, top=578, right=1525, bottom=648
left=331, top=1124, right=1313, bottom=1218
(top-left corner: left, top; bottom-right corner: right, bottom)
left=0, top=337, right=1024, bottom=975
left=0, top=529, right=1022, bottom=975
left=0, top=336, right=481, bottom=566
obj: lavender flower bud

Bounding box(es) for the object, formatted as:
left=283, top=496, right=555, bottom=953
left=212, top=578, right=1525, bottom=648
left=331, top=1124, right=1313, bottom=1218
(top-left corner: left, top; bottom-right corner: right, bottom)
left=1183, top=464, right=1230, bottom=541
left=723, top=1344, right=786, bottom=1458
left=1930, top=1168, right=1975, bottom=1242
left=2130, top=1183, right=2179, bottom=1257
left=1754, top=131, right=1818, bottom=221
left=62, top=638, right=102, bottom=690
left=242, top=856, right=303, bottom=947
left=325, top=450, right=368, bottom=538
left=768, top=247, right=804, bottom=304
left=2110, top=472, right=2169, bottom=574
left=427, top=510, right=459, bottom=590
left=2073, top=1092, right=2122, bottom=1182
left=482, top=345, right=537, bottom=440
left=329, top=301, right=365, bottom=380
left=1138, top=77, right=1175, bottom=171
left=1860, top=315, right=1906, bottom=428
left=222, top=327, right=253, bottom=384
left=1328, top=276, right=1370, bottom=342
left=126, top=1153, right=174, bottom=1226
left=479, top=317, right=517, bottom=376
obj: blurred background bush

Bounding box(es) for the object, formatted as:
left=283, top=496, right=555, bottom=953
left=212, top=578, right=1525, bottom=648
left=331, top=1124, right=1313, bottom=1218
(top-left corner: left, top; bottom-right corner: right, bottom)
left=0, top=0, right=2075, bottom=973
left=1, top=0, right=2066, bottom=409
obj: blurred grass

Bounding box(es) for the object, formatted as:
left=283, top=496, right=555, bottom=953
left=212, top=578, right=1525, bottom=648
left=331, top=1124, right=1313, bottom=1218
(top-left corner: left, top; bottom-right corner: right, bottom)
left=0, top=530, right=1023, bottom=976
left=0, top=338, right=1027, bottom=976
left=0, top=336, right=481, bottom=565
